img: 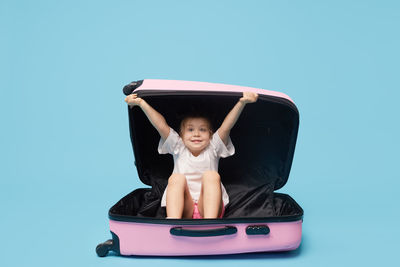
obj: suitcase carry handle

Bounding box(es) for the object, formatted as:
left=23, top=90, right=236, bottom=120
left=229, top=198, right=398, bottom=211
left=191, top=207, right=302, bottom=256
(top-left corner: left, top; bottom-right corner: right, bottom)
left=170, top=226, right=237, bottom=237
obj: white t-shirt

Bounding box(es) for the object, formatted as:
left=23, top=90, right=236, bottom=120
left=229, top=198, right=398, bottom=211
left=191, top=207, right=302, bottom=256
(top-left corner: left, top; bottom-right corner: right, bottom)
left=158, top=128, right=235, bottom=207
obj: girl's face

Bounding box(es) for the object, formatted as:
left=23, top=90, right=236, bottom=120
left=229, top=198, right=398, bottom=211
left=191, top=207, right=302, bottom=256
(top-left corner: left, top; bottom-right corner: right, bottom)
left=181, top=117, right=212, bottom=156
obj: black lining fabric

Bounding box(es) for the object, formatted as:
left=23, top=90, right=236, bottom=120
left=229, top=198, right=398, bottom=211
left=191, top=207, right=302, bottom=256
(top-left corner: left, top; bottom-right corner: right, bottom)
left=109, top=189, right=303, bottom=220
left=116, top=92, right=301, bottom=219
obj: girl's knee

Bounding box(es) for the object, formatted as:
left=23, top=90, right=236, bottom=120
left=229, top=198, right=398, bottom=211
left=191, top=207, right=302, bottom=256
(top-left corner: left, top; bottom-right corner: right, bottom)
left=202, top=170, right=221, bottom=183
left=168, top=173, right=186, bottom=187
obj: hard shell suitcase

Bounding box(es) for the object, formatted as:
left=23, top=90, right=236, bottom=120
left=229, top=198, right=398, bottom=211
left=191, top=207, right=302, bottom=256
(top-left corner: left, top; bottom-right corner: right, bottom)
left=96, top=79, right=303, bottom=257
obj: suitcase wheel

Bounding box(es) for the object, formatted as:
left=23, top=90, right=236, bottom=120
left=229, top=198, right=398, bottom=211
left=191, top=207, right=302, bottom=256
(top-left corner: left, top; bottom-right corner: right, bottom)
left=96, top=239, right=114, bottom=257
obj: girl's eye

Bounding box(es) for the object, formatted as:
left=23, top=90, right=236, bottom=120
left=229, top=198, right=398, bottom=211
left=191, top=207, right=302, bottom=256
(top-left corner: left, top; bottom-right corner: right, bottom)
left=200, top=128, right=207, bottom=132
left=188, top=128, right=194, bottom=132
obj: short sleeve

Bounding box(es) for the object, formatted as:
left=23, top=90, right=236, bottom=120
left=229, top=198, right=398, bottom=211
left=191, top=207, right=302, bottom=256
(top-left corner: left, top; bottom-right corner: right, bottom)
left=158, top=128, right=184, bottom=155
left=210, top=130, right=235, bottom=158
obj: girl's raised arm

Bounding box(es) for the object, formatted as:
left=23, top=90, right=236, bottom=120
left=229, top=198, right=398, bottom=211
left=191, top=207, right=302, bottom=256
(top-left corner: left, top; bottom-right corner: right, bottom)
left=217, top=92, right=258, bottom=145
left=125, top=94, right=170, bottom=140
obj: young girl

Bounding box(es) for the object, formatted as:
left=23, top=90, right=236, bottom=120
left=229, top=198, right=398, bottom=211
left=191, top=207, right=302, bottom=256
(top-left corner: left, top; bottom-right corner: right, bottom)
left=125, top=92, right=258, bottom=219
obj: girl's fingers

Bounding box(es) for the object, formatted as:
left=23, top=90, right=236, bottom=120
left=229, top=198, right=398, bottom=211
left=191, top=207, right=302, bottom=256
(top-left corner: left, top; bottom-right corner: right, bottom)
left=241, top=92, right=258, bottom=103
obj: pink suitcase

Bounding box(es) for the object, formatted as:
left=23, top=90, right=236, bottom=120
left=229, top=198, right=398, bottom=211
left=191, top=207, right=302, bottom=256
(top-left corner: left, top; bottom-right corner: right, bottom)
left=96, top=79, right=303, bottom=257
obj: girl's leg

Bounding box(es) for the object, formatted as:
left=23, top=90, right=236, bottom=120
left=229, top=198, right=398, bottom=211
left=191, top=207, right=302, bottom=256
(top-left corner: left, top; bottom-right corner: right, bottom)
left=198, top=170, right=223, bottom=219
left=182, top=185, right=195, bottom=219
left=166, top=173, right=194, bottom=219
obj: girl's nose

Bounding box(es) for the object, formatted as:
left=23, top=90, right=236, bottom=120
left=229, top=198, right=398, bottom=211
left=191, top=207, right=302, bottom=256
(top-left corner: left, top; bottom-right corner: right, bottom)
left=194, top=130, right=200, bottom=136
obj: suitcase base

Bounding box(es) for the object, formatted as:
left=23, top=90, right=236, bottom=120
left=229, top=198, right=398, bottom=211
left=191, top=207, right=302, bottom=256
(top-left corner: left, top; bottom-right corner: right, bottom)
left=98, top=219, right=302, bottom=256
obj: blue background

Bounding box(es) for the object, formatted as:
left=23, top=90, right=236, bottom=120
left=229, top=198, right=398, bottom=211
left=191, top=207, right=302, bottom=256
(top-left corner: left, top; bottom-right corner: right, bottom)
left=1, top=0, right=399, bottom=266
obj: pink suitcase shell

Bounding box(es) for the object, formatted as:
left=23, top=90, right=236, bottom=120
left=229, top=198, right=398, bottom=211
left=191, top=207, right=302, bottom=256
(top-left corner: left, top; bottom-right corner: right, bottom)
left=96, top=79, right=303, bottom=257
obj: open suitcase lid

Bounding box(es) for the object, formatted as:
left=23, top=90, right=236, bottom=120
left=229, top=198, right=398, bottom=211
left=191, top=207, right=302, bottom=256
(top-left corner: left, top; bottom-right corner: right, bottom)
left=123, top=79, right=299, bottom=192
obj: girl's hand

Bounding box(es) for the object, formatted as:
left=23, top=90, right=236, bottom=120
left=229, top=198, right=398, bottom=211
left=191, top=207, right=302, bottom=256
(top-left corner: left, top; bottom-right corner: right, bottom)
left=125, top=94, right=143, bottom=108
left=240, top=92, right=258, bottom=104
